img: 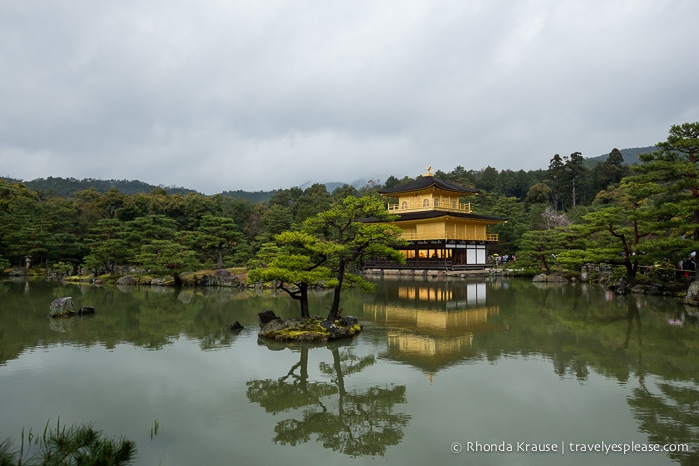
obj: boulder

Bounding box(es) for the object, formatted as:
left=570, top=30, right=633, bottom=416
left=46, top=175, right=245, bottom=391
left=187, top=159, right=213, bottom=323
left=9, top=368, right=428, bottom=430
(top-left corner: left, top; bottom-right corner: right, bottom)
left=150, top=278, right=170, bottom=286
left=198, top=269, right=241, bottom=287
left=532, top=274, right=568, bottom=283
left=339, top=316, right=359, bottom=327
left=78, top=306, right=95, bottom=315
left=229, top=321, right=244, bottom=332
left=319, top=320, right=338, bottom=331
left=258, top=310, right=280, bottom=326
left=684, top=281, right=699, bottom=305
left=48, top=297, right=75, bottom=318
left=258, top=318, right=289, bottom=336
left=116, top=276, right=136, bottom=286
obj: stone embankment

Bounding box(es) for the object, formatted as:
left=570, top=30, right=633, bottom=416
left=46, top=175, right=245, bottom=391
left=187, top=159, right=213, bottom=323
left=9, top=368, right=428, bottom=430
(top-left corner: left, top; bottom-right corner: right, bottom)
left=364, top=268, right=509, bottom=278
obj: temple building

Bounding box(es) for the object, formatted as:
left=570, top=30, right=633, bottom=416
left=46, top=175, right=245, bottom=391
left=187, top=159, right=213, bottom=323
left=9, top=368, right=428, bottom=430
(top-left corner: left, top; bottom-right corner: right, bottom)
left=368, top=168, right=506, bottom=270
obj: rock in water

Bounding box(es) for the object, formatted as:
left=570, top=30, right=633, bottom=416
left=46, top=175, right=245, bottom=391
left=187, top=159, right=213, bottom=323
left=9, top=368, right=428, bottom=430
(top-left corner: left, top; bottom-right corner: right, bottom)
left=48, top=297, right=75, bottom=318
left=258, top=310, right=280, bottom=325
left=78, top=306, right=95, bottom=315
left=684, top=281, right=699, bottom=305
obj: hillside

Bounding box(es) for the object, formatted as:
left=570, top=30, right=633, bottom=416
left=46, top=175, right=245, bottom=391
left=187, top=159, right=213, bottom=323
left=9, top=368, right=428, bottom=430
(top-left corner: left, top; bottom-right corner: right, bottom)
left=0, top=176, right=198, bottom=197
left=0, top=175, right=372, bottom=203
left=219, top=189, right=275, bottom=203
left=0, top=175, right=279, bottom=201
left=584, top=146, right=657, bottom=167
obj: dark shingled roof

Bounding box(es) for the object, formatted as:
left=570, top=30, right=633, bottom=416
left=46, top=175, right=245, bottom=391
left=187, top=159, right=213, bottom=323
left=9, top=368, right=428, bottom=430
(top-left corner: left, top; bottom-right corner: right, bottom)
left=391, top=210, right=507, bottom=223
left=378, top=175, right=479, bottom=196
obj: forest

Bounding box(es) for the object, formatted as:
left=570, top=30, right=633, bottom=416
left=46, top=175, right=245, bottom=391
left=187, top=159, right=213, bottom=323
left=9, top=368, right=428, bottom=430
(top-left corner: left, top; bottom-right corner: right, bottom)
left=0, top=122, right=697, bottom=287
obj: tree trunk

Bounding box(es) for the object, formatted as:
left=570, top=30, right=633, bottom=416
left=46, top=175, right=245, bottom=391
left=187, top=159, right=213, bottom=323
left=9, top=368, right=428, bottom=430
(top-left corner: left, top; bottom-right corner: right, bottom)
left=540, top=255, right=552, bottom=275
left=624, top=259, right=637, bottom=286
left=299, top=284, right=310, bottom=318
left=327, top=260, right=346, bottom=321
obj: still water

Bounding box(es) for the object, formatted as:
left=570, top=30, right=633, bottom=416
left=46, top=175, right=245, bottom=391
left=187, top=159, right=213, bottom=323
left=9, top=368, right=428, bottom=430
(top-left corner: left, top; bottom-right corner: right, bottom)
left=0, top=277, right=697, bottom=465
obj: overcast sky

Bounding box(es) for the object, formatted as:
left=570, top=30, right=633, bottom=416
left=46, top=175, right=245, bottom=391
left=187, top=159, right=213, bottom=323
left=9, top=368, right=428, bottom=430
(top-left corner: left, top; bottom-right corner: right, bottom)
left=1, top=1, right=698, bottom=194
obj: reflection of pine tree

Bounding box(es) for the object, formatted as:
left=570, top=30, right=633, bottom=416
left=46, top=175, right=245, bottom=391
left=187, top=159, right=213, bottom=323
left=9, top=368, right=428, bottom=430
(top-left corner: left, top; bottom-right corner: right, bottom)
left=246, top=348, right=337, bottom=414
left=628, top=376, right=699, bottom=465
left=246, top=346, right=410, bottom=457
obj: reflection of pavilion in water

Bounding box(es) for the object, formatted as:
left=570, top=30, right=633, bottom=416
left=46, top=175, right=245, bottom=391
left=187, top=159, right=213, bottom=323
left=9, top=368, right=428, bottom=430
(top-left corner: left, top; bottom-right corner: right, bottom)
left=364, top=279, right=501, bottom=377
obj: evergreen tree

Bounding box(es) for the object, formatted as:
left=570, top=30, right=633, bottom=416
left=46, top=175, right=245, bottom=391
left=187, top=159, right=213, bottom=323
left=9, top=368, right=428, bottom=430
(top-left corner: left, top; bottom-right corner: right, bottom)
left=261, top=204, right=294, bottom=237
left=624, top=122, right=699, bottom=276
left=525, top=182, right=552, bottom=205
left=294, top=183, right=333, bottom=223
left=557, top=183, right=660, bottom=284
left=134, top=239, right=199, bottom=287
left=515, top=205, right=575, bottom=273
left=302, top=196, right=405, bottom=321
left=125, top=214, right=177, bottom=243
left=563, top=152, right=587, bottom=208
left=477, top=166, right=500, bottom=193
left=547, top=154, right=565, bottom=210
left=516, top=228, right=568, bottom=274
left=592, top=148, right=629, bottom=190
left=195, top=214, right=244, bottom=268
left=81, top=218, right=131, bottom=274
left=331, top=184, right=359, bottom=201
left=247, top=231, right=334, bottom=318
left=2, top=196, right=53, bottom=267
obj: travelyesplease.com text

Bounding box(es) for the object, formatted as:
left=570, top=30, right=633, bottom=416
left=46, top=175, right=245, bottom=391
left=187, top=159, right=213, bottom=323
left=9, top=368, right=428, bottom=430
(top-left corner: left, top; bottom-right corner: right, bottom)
left=450, top=440, right=690, bottom=455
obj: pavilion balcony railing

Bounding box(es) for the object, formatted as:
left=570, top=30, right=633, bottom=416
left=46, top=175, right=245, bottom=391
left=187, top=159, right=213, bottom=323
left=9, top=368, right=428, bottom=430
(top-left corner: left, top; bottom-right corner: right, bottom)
left=398, top=232, right=499, bottom=242
left=387, top=200, right=472, bottom=214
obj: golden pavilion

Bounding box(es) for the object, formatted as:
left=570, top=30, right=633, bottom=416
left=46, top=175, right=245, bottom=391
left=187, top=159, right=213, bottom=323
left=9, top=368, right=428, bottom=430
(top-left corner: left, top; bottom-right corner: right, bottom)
left=369, top=168, right=506, bottom=270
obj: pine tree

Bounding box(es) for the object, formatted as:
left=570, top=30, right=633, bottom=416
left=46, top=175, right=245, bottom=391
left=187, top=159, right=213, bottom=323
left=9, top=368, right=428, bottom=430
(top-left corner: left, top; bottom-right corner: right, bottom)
left=626, top=122, right=699, bottom=276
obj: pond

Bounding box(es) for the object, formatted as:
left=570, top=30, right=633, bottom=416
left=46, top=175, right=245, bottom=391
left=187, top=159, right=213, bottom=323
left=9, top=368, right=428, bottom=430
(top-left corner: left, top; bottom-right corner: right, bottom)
left=0, top=277, right=697, bottom=465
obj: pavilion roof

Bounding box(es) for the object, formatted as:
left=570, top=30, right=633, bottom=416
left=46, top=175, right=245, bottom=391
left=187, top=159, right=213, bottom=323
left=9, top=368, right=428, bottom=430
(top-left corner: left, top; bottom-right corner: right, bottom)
left=378, top=175, right=479, bottom=196
left=391, top=210, right=506, bottom=223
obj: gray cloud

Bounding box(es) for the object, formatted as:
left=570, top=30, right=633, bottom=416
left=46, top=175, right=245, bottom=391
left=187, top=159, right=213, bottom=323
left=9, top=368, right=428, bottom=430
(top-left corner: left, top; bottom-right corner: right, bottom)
left=1, top=0, right=698, bottom=194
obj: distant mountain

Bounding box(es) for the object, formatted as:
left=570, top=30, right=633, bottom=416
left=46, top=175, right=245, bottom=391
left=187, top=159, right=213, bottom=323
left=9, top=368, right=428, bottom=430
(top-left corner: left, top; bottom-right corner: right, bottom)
left=297, top=180, right=344, bottom=192
left=0, top=175, right=283, bottom=202
left=0, top=176, right=199, bottom=197
left=219, top=189, right=275, bottom=203
left=297, top=178, right=377, bottom=192
left=0, top=175, right=375, bottom=202
left=584, top=146, right=657, bottom=167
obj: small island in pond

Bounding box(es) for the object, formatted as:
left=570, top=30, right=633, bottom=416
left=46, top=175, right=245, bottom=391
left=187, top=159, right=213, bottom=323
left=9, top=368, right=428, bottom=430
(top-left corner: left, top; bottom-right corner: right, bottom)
left=257, top=311, right=362, bottom=342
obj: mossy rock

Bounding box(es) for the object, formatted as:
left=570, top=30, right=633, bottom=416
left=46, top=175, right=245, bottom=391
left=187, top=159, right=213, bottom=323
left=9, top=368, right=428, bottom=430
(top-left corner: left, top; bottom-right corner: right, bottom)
left=259, top=317, right=362, bottom=342
left=48, top=297, right=75, bottom=318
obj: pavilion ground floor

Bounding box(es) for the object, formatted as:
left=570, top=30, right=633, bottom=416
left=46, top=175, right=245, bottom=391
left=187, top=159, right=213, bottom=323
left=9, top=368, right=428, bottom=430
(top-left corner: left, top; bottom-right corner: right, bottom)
left=364, top=239, right=494, bottom=271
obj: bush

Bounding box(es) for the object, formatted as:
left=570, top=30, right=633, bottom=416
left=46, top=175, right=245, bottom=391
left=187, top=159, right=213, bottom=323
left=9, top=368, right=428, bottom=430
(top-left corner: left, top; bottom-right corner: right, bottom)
left=0, top=420, right=136, bottom=466
left=644, top=261, right=678, bottom=283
